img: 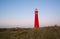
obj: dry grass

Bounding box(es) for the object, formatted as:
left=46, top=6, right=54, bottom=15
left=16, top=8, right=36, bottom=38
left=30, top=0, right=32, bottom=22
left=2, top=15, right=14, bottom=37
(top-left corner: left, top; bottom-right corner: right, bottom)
left=0, top=26, right=60, bottom=39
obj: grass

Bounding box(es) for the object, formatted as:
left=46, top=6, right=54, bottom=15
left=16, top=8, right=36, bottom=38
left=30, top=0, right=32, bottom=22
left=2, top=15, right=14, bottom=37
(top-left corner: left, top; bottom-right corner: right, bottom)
left=0, top=26, right=60, bottom=39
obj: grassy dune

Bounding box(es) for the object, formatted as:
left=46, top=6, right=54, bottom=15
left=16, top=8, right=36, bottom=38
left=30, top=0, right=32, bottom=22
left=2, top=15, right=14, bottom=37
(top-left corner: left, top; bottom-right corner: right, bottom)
left=0, top=26, right=60, bottom=39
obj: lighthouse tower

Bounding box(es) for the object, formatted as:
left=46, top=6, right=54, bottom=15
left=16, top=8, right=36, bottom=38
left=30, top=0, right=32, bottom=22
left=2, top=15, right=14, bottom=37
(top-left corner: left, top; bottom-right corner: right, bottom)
left=34, top=8, right=39, bottom=28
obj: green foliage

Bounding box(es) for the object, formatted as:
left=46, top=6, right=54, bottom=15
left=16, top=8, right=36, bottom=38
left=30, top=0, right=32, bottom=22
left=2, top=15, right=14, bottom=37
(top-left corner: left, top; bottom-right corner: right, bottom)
left=0, top=26, right=60, bottom=39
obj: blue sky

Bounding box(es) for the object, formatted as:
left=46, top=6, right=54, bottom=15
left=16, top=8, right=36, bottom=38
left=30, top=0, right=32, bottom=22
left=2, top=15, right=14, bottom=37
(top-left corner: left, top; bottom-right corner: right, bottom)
left=0, top=0, right=60, bottom=28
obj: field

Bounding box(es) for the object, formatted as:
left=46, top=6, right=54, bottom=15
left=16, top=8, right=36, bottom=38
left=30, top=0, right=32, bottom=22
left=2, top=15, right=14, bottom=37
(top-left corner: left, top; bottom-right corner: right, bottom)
left=0, top=26, right=60, bottom=39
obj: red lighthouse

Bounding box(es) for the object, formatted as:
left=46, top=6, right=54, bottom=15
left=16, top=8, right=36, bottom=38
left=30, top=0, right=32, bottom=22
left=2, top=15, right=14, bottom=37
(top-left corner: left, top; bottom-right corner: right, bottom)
left=34, top=8, right=39, bottom=28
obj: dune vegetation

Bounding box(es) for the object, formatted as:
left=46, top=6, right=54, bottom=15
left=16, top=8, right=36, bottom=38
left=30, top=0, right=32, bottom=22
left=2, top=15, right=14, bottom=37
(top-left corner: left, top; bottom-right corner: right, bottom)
left=0, top=26, right=60, bottom=39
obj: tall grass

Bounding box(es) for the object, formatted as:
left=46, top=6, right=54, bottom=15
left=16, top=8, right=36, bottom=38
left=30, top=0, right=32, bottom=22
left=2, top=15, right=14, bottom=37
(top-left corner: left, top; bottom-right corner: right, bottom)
left=0, top=26, right=60, bottom=39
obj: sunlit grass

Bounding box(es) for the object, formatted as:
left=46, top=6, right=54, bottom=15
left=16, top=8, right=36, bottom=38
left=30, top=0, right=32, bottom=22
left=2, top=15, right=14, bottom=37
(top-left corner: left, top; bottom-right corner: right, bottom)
left=0, top=26, right=60, bottom=39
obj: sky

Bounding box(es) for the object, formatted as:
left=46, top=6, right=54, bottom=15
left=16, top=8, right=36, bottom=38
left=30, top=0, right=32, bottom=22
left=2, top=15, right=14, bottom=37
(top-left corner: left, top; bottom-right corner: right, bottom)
left=0, top=0, right=60, bottom=28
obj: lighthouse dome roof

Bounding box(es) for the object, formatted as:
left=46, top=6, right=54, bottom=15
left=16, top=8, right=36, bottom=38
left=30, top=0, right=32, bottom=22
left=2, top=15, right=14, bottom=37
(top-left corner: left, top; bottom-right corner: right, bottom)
left=35, top=8, right=38, bottom=11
